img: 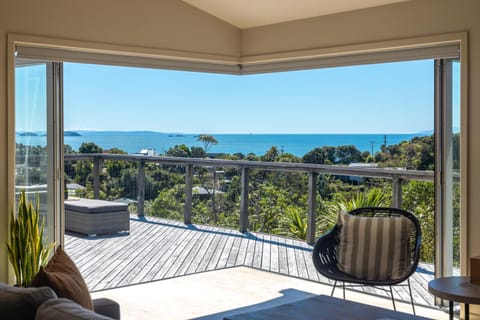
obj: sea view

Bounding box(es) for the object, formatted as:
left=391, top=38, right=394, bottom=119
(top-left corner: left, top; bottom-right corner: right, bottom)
left=16, top=131, right=430, bottom=157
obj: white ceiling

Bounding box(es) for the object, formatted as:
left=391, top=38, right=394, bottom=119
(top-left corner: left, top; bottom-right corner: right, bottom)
left=182, top=0, right=409, bottom=29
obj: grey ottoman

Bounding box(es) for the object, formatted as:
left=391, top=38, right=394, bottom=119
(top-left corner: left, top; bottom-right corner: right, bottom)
left=65, top=199, right=130, bottom=236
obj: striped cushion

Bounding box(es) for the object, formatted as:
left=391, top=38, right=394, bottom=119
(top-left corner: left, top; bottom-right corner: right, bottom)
left=336, top=210, right=414, bottom=281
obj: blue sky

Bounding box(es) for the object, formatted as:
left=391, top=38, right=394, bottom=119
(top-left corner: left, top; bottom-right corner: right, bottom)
left=16, top=59, right=460, bottom=134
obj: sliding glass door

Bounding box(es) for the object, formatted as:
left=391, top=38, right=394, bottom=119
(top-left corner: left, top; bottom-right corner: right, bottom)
left=434, top=58, right=461, bottom=279
left=15, top=60, right=64, bottom=245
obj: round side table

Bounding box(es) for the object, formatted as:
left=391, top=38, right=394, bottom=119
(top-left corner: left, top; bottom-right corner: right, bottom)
left=428, top=276, right=480, bottom=320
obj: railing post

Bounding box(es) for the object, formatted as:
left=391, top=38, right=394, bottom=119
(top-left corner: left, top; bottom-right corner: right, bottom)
left=392, top=176, right=404, bottom=208
left=239, top=167, right=249, bottom=233
left=137, top=160, right=145, bottom=217
left=184, top=164, right=193, bottom=225
left=307, top=172, right=318, bottom=245
left=93, top=157, right=101, bottom=199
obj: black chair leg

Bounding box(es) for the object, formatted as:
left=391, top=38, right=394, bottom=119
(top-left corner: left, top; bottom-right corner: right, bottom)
left=331, top=280, right=337, bottom=296
left=342, top=282, right=345, bottom=300
left=407, top=278, right=416, bottom=315
left=389, top=286, right=396, bottom=311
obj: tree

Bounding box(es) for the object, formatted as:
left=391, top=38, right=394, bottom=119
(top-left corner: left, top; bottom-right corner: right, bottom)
left=278, top=153, right=300, bottom=163
left=302, top=146, right=336, bottom=164
left=166, top=144, right=190, bottom=158
left=402, top=181, right=435, bottom=263
left=190, top=146, right=207, bottom=158
left=245, top=153, right=259, bottom=161
left=261, top=146, right=279, bottom=162
left=197, top=134, right=218, bottom=153
left=249, top=184, right=287, bottom=233
left=64, top=144, right=76, bottom=181
left=79, top=142, right=103, bottom=153
left=149, top=186, right=184, bottom=220
left=105, top=148, right=130, bottom=178
left=334, top=145, right=363, bottom=164
left=303, top=147, right=326, bottom=164
left=64, top=144, right=75, bottom=154
left=108, top=147, right=127, bottom=155
left=321, top=146, right=336, bottom=164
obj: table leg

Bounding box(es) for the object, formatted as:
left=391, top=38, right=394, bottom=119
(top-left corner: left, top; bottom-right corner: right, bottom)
left=449, top=301, right=453, bottom=320
left=465, top=304, right=469, bottom=320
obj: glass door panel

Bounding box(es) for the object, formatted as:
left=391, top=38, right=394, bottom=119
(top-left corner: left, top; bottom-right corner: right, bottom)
left=452, top=60, right=460, bottom=272
left=15, top=61, right=54, bottom=241
left=434, top=58, right=461, bottom=280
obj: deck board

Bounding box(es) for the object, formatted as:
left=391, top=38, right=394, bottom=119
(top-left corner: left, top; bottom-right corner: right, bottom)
left=277, top=236, right=289, bottom=275
left=187, top=226, right=216, bottom=274
left=270, top=235, right=280, bottom=273
left=262, top=234, right=272, bottom=271
left=285, top=238, right=299, bottom=277
left=65, top=215, right=437, bottom=307
left=243, top=234, right=256, bottom=267
left=226, top=234, right=242, bottom=268
left=115, top=223, right=171, bottom=287
left=217, top=230, right=236, bottom=270
left=252, top=233, right=263, bottom=269
left=197, top=231, right=222, bottom=273
left=206, top=230, right=229, bottom=271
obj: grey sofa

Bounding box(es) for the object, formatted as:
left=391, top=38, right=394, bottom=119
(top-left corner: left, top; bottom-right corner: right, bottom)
left=0, top=282, right=120, bottom=320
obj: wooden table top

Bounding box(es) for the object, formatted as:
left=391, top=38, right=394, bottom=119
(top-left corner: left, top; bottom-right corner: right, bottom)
left=428, top=276, right=480, bottom=304
left=223, top=295, right=429, bottom=320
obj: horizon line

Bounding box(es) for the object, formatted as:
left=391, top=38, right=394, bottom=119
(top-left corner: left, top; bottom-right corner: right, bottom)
left=18, top=130, right=434, bottom=135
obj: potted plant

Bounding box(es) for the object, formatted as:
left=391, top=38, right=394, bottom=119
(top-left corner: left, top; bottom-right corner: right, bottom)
left=5, top=190, right=55, bottom=287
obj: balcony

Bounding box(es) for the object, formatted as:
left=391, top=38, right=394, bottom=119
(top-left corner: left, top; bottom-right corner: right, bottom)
left=63, top=153, right=453, bottom=318
left=64, top=213, right=433, bottom=296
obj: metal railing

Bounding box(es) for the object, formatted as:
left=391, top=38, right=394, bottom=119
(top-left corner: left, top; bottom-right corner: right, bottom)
left=65, top=153, right=436, bottom=244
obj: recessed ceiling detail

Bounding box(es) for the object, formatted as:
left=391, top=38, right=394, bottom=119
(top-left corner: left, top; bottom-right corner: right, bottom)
left=182, top=0, right=409, bottom=29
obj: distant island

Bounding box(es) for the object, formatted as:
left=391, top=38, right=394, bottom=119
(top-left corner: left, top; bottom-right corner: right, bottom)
left=18, top=132, right=38, bottom=137
left=16, top=131, right=82, bottom=137
left=64, top=131, right=82, bottom=137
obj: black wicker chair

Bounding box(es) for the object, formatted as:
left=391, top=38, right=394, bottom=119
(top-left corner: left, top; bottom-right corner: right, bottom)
left=312, top=207, right=422, bottom=314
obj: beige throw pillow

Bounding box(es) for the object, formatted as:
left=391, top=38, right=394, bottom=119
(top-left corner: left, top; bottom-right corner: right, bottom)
left=336, top=210, right=414, bottom=281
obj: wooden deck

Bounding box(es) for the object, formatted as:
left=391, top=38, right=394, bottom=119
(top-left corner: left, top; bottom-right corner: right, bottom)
left=64, top=215, right=437, bottom=307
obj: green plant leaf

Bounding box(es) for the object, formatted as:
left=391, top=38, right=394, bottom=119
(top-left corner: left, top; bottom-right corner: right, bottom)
left=5, top=190, right=55, bottom=286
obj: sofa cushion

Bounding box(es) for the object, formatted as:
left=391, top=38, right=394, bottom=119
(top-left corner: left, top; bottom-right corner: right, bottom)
left=0, top=282, right=57, bottom=320
left=336, top=210, right=414, bottom=281
left=30, top=246, right=94, bottom=310
left=35, top=298, right=114, bottom=320
left=93, top=298, right=121, bottom=319
left=65, top=199, right=128, bottom=214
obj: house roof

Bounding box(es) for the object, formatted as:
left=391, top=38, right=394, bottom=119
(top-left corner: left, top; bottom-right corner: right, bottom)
left=193, top=186, right=224, bottom=196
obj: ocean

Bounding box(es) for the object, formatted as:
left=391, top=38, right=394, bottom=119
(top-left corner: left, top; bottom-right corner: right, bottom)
left=17, top=131, right=429, bottom=157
